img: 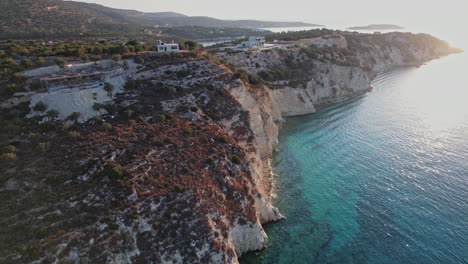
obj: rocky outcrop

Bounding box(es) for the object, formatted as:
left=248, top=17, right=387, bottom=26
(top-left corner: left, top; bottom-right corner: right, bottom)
left=267, top=63, right=370, bottom=117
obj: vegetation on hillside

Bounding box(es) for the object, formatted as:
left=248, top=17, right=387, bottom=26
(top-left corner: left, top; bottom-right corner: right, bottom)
left=265, top=28, right=337, bottom=41
left=0, top=0, right=309, bottom=40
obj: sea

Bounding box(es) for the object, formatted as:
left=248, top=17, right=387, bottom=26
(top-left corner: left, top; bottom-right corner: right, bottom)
left=240, top=26, right=468, bottom=264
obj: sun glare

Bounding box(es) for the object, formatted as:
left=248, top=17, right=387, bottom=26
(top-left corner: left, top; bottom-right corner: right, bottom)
left=399, top=53, right=468, bottom=131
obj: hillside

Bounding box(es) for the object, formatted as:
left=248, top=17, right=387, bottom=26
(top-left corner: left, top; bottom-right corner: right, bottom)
left=135, top=16, right=318, bottom=28
left=0, top=0, right=318, bottom=40
left=0, top=0, right=146, bottom=39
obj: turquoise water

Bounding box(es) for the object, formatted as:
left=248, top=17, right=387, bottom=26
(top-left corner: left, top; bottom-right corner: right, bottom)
left=241, top=53, right=468, bottom=264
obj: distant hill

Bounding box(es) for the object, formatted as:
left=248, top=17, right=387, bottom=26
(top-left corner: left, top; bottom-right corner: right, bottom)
left=347, top=24, right=405, bottom=31
left=0, top=0, right=146, bottom=39
left=146, top=12, right=188, bottom=18
left=0, top=0, right=319, bottom=39
left=136, top=16, right=318, bottom=28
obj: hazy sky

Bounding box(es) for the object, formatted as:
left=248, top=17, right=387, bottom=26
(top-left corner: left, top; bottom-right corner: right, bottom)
left=74, top=0, right=467, bottom=26
left=73, top=0, right=467, bottom=46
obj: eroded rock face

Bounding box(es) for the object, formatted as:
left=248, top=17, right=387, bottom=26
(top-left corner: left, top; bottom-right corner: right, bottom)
left=0, top=120, right=267, bottom=264
left=1, top=53, right=283, bottom=264
left=216, top=32, right=459, bottom=116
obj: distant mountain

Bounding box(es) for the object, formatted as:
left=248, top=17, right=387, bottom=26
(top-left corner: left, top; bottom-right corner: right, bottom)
left=136, top=16, right=319, bottom=28
left=0, top=0, right=319, bottom=39
left=347, top=24, right=405, bottom=31
left=146, top=12, right=188, bottom=18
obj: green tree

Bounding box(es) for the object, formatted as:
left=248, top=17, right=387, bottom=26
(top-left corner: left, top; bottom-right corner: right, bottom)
left=46, top=109, right=60, bottom=120
left=35, top=57, right=46, bottom=67
left=102, top=122, right=112, bottom=130
left=124, top=109, right=134, bottom=119
left=10, top=73, right=27, bottom=83
left=4, top=84, right=21, bottom=95
left=0, top=153, right=16, bottom=161
left=3, top=145, right=17, bottom=153
left=92, top=46, right=103, bottom=54
left=10, top=44, right=30, bottom=55
left=68, top=131, right=80, bottom=139
left=55, top=58, right=66, bottom=68
left=1, top=57, right=19, bottom=71
left=32, top=101, right=48, bottom=112
left=93, top=102, right=105, bottom=111
left=124, top=79, right=136, bottom=90
left=21, top=59, right=33, bottom=68
left=76, top=46, right=86, bottom=58
left=37, top=142, right=49, bottom=153
left=30, top=81, right=43, bottom=90
left=90, top=55, right=102, bottom=65
left=184, top=40, right=199, bottom=50
left=81, top=55, right=89, bottom=62
left=178, top=42, right=187, bottom=50
left=134, top=57, right=144, bottom=64
left=104, top=82, right=114, bottom=95
left=112, top=54, right=122, bottom=61
left=126, top=40, right=139, bottom=46
left=67, top=112, right=81, bottom=123
left=120, top=45, right=130, bottom=54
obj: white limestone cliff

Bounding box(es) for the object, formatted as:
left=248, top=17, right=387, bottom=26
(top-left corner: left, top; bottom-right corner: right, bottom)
left=214, top=33, right=460, bottom=261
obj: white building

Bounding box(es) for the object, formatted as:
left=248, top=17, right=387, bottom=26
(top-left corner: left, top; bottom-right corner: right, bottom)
left=219, top=36, right=266, bottom=51
left=156, top=40, right=180, bottom=53
left=239, top=36, right=266, bottom=48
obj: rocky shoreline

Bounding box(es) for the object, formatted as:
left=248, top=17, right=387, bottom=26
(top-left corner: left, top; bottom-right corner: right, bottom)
left=0, top=32, right=461, bottom=263
left=213, top=31, right=461, bottom=261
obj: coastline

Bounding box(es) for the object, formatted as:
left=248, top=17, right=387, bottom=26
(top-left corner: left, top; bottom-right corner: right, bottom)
left=231, top=45, right=463, bottom=260
left=0, top=31, right=462, bottom=264
left=241, top=48, right=468, bottom=264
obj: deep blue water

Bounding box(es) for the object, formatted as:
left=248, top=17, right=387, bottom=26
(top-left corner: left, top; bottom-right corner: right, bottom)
left=241, top=53, right=468, bottom=264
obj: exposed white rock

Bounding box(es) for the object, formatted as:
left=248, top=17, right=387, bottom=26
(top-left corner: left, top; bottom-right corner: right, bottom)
left=26, top=60, right=140, bottom=122
left=270, top=87, right=317, bottom=116
left=223, top=81, right=284, bottom=223
left=229, top=220, right=268, bottom=256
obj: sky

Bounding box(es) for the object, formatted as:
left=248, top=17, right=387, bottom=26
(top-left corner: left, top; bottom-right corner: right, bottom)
left=73, top=0, right=468, bottom=47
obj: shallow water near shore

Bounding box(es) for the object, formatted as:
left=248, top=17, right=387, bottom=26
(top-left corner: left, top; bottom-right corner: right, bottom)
left=241, top=52, right=468, bottom=264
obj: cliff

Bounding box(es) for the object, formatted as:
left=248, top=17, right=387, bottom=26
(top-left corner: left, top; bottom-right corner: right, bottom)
left=210, top=31, right=459, bottom=260
left=216, top=32, right=460, bottom=117
left=0, top=32, right=460, bottom=263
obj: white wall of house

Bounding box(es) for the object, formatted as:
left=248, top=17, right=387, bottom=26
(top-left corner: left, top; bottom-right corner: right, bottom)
left=156, top=41, right=180, bottom=53
left=218, top=36, right=267, bottom=51
left=238, top=36, right=266, bottom=49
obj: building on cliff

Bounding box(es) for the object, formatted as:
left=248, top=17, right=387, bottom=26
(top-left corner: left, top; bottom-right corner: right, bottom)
left=240, top=36, right=266, bottom=48
left=220, top=36, right=266, bottom=51
left=156, top=40, right=180, bottom=53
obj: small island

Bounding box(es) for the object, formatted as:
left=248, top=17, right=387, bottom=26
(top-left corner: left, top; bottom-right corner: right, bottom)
left=347, top=24, right=405, bottom=30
